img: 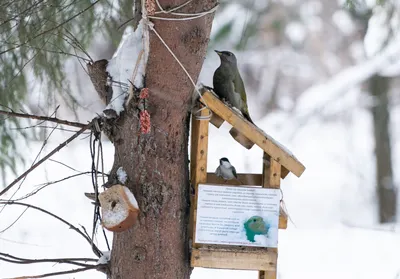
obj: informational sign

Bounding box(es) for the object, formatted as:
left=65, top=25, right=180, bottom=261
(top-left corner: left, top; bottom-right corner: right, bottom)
left=195, top=184, right=280, bottom=248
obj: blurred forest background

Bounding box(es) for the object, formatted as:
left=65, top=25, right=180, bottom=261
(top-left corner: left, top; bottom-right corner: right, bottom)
left=1, top=0, right=400, bottom=278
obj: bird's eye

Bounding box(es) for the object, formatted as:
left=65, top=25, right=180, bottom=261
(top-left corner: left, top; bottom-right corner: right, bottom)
left=228, top=52, right=232, bottom=56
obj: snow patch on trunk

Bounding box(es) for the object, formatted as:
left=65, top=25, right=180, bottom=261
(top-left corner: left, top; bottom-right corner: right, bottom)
left=105, top=19, right=149, bottom=117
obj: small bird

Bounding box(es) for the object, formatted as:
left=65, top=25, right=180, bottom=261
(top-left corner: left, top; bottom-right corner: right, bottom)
left=215, top=157, right=241, bottom=182
left=87, top=59, right=113, bottom=105
left=244, top=216, right=270, bottom=242
left=213, top=50, right=254, bottom=124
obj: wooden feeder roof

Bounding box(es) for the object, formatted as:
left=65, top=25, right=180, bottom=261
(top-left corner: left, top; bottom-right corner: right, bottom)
left=199, top=90, right=305, bottom=178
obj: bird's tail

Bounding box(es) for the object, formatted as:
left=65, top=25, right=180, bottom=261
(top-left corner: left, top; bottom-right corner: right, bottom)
left=235, top=177, right=244, bottom=185
left=242, top=108, right=254, bottom=124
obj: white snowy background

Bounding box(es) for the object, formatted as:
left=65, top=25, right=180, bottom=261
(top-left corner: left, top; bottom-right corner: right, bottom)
left=1, top=0, right=400, bottom=278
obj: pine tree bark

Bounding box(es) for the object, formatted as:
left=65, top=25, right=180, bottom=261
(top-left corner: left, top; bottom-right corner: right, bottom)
left=369, top=74, right=397, bottom=223
left=109, top=1, right=216, bottom=278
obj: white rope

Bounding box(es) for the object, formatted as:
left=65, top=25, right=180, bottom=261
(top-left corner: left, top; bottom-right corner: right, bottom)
left=150, top=2, right=218, bottom=21
left=154, top=0, right=193, bottom=14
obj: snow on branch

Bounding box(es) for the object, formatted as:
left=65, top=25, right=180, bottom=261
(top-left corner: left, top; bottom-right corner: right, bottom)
left=96, top=251, right=111, bottom=265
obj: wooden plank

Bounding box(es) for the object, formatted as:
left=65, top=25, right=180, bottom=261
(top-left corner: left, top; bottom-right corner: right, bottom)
left=260, top=271, right=277, bottom=279
left=207, top=173, right=262, bottom=186
left=260, top=155, right=281, bottom=279
left=279, top=207, right=288, bottom=230
left=268, top=159, right=281, bottom=189
left=190, top=109, right=210, bottom=250
left=200, top=90, right=305, bottom=178
left=229, top=127, right=255, bottom=149
left=192, top=247, right=277, bottom=271
left=210, top=113, right=224, bottom=128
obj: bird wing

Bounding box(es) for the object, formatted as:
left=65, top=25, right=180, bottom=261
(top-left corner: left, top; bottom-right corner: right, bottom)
left=231, top=166, right=238, bottom=179
left=215, top=166, right=221, bottom=177
left=232, top=71, right=247, bottom=104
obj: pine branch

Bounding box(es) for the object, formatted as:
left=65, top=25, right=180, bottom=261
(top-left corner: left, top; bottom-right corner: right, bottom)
left=0, top=0, right=101, bottom=56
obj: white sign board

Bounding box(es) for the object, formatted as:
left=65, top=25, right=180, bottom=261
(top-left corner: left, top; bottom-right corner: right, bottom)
left=195, top=184, right=280, bottom=248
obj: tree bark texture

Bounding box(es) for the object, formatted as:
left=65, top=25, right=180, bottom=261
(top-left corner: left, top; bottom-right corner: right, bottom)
left=109, top=1, right=217, bottom=278
left=369, top=74, right=397, bottom=223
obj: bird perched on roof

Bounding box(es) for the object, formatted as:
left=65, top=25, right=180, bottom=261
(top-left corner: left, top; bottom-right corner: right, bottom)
left=215, top=157, right=241, bottom=183
left=213, top=50, right=254, bottom=124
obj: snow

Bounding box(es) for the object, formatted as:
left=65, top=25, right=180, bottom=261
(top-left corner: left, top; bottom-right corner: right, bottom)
left=123, top=186, right=139, bottom=210
left=364, top=6, right=391, bottom=58
left=116, top=167, right=127, bottom=184
left=285, top=21, right=306, bottom=45
left=96, top=250, right=111, bottom=264
left=104, top=19, right=148, bottom=117
left=2, top=84, right=400, bottom=279
left=294, top=38, right=400, bottom=118
left=332, top=10, right=355, bottom=36
left=3, top=2, right=400, bottom=279
left=102, top=197, right=128, bottom=227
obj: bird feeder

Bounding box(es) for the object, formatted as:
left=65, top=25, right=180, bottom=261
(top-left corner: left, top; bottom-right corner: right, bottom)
left=190, top=90, right=305, bottom=279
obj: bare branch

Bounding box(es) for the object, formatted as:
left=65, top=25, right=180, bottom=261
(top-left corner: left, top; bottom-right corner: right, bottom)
left=0, top=123, right=92, bottom=197
left=3, top=264, right=105, bottom=279
left=10, top=172, right=97, bottom=201
left=0, top=252, right=97, bottom=267
left=0, top=109, right=87, bottom=128
left=0, top=201, right=102, bottom=257
left=0, top=206, right=29, bottom=233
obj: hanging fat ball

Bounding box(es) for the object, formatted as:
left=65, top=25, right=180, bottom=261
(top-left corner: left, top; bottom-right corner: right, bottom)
left=215, top=157, right=241, bottom=183
left=213, top=50, right=254, bottom=124
left=87, top=59, right=113, bottom=105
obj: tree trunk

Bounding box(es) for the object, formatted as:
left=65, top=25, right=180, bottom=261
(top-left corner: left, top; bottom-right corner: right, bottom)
left=109, top=1, right=216, bottom=278
left=369, top=74, right=397, bottom=223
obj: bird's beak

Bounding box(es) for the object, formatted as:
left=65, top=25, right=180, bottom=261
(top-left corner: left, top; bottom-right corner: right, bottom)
left=214, top=50, right=222, bottom=56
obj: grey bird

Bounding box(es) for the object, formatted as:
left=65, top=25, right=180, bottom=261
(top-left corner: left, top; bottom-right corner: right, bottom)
left=215, top=157, right=241, bottom=182
left=213, top=50, right=254, bottom=124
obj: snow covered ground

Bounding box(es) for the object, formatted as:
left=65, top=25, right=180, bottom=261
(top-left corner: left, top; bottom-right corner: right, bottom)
left=1, top=96, right=399, bottom=278
left=2, top=1, right=400, bottom=277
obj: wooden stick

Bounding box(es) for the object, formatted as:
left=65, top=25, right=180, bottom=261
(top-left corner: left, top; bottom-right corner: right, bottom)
left=259, top=154, right=281, bottom=279
left=190, top=109, right=210, bottom=248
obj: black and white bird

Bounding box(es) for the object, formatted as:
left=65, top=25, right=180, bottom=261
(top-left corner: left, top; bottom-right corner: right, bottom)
left=215, top=157, right=241, bottom=182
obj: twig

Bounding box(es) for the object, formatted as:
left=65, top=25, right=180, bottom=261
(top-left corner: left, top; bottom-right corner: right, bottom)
left=0, top=109, right=87, bottom=128
left=0, top=122, right=92, bottom=197
left=0, top=252, right=97, bottom=267
left=7, top=122, right=59, bottom=203
left=3, top=264, right=105, bottom=279
left=12, top=125, right=87, bottom=133
left=0, top=207, right=29, bottom=233
left=49, top=158, right=82, bottom=172
left=8, top=172, right=100, bottom=201
left=0, top=201, right=102, bottom=257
